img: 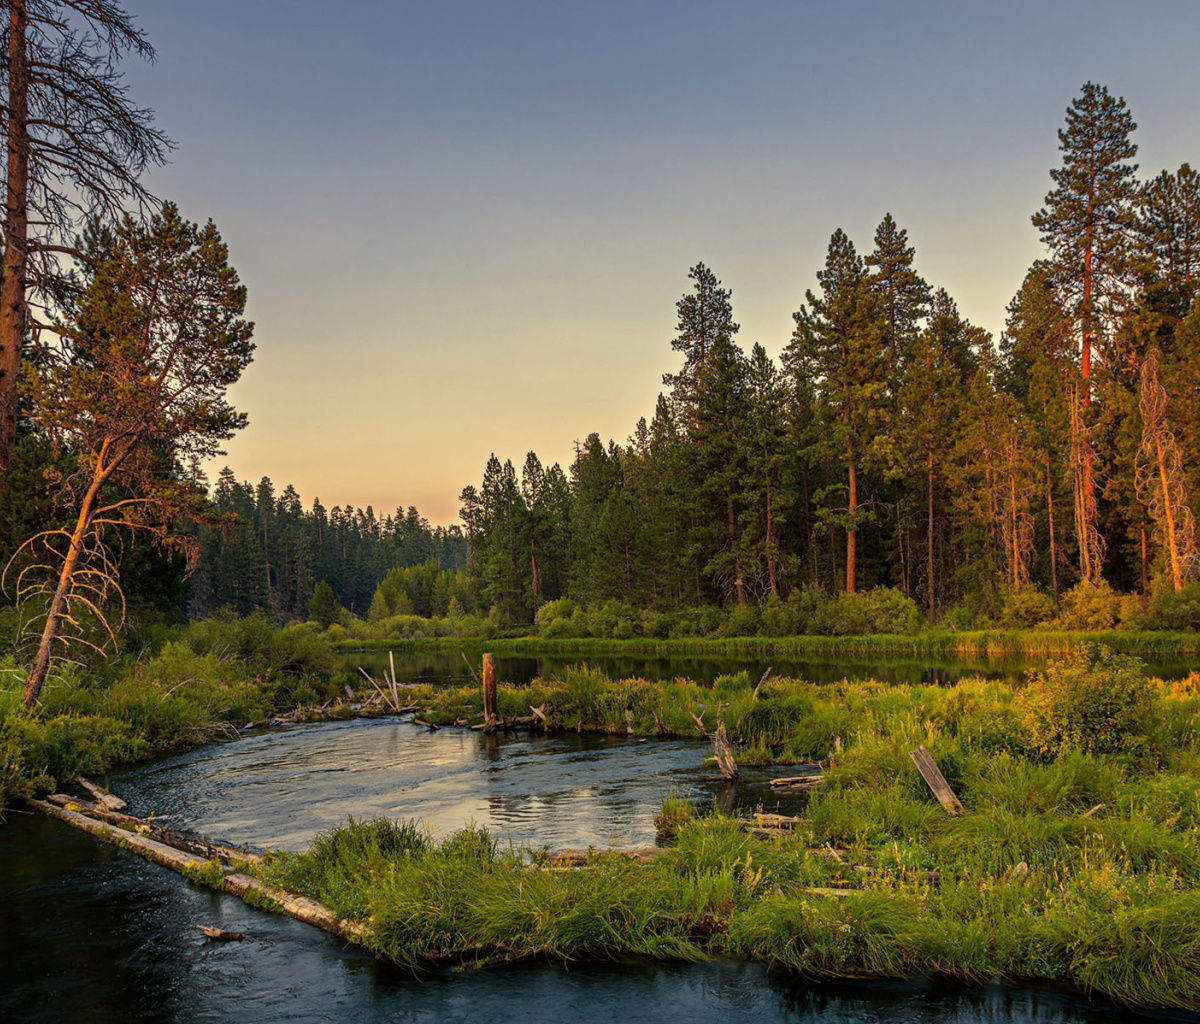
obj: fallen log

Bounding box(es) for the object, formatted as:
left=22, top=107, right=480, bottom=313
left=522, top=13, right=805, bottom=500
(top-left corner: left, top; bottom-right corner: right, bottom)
left=31, top=800, right=368, bottom=945
left=752, top=812, right=802, bottom=829
left=76, top=776, right=127, bottom=811
left=44, top=794, right=263, bottom=865
left=769, top=774, right=823, bottom=788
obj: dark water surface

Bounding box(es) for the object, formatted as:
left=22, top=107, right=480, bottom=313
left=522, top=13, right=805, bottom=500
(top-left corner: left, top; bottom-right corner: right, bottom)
left=343, top=650, right=1197, bottom=689
left=4, top=720, right=1197, bottom=1023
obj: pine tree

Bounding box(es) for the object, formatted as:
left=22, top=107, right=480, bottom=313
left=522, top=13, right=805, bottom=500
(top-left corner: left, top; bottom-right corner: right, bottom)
left=741, top=343, right=789, bottom=598
left=1032, top=82, right=1139, bottom=584
left=787, top=229, right=886, bottom=593
left=663, top=263, right=739, bottom=418
left=866, top=213, right=930, bottom=382
left=693, top=333, right=751, bottom=604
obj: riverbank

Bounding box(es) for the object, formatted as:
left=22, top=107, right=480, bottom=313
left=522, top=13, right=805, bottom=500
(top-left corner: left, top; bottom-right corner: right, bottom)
left=252, top=650, right=1200, bottom=1009
left=14, top=642, right=1200, bottom=1011
left=334, top=629, right=1200, bottom=658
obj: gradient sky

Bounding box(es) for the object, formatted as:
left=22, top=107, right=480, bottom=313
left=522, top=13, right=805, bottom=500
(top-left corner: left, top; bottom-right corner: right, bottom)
left=123, top=1, right=1200, bottom=524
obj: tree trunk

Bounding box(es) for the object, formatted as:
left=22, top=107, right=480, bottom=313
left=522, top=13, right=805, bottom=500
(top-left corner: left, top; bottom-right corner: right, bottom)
left=1046, top=466, right=1059, bottom=603
left=1156, top=433, right=1184, bottom=591
left=927, top=453, right=935, bottom=620
left=846, top=449, right=857, bottom=594
left=0, top=0, right=29, bottom=472
left=24, top=468, right=106, bottom=707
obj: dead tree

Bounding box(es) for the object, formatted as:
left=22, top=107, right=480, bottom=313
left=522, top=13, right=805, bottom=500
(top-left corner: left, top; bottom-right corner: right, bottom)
left=0, top=0, right=171, bottom=471
left=1137, top=349, right=1198, bottom=591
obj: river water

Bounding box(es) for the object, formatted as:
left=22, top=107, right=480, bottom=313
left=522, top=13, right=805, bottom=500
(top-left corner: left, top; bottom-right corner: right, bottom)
left=343, top=650, right=1197, bottom=689
left=3, top=719, right=1197, bottom=1023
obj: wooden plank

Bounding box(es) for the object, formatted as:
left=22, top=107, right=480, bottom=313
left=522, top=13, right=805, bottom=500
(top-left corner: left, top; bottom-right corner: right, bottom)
left=908, top=745, right=964, bottom=815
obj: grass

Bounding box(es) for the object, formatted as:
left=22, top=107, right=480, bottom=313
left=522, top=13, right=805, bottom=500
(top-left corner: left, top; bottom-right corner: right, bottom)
left=0, top=617, right=349, bottom=806
left=254, top=645, right=1200, bottom=1008
left=258, top=784, right=1200, bottom=1008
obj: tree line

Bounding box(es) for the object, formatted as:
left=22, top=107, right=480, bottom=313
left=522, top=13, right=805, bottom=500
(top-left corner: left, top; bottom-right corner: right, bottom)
left=184, top=469, right=469, bottom=621
left=460, top=83, right=1200, bottom=626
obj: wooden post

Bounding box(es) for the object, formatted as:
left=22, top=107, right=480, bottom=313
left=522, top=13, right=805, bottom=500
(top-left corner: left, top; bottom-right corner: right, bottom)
left=482, top=653, right=497, bottom=726
left=909, top=745, right=963, bottom=815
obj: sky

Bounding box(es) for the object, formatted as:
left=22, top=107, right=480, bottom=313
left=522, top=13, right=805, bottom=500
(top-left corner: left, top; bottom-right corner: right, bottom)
left=121, top=1, right=1200, bottom=525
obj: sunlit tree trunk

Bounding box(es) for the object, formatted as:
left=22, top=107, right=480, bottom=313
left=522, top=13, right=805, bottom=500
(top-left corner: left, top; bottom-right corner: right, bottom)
left=0, top=0, right=29, bottom=471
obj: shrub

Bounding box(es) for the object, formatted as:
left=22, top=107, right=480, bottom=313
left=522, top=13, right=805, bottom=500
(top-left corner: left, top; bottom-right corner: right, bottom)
left=1018, top=644, right=1154, bottom=759
left=816, top=588, right=920, bottom=636
left=998, top=585, right=1056, bottom=629
left=1144, top=581, right=1200, bottom=631
left=724, top=602, right=760, bottom=637
left=1054, top=580, right=1122, bottom=631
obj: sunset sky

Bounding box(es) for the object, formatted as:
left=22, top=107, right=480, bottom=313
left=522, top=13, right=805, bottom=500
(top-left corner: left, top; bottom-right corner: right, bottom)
left=128, top=1, right=1200, bottom=524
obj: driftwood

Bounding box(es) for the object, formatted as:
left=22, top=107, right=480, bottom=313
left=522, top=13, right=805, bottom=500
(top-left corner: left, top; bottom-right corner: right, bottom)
left=752, top=812, right=802, bottom=829
left=711, top=719, right=738, bottom=780
left=482, top=653, right=498, bottom=726
left=651, top=709, right=676, bottom=737
left=909, top=745, right=964, bottom=816
left=689, top=711, right=708, bottom=738
left=752, top=666, right=773, bottom=700
left=198, top=925, right=246, bottom=941
left=769, top=774, right=824, bottom=788
left=411, top=718, right=440, bottom=731
left=76, top=776, right=127, bottom=811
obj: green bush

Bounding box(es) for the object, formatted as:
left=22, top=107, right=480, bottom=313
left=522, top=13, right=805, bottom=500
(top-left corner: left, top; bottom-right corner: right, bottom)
left=1144, top=581, right=1200, bottom=631
left=998, top=585, right=1056, bottom=629
left=1054, top=580, right=1122, bottom=631
left=724, top=602, right=760, bottom=637
left=1019, top=644, right=1154, bottom=759
left=816, top=588, right=920, bottom=636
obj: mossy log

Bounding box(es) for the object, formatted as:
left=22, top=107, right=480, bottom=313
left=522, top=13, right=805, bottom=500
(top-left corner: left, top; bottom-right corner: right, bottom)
left=30, top=799, right=367, bottom=946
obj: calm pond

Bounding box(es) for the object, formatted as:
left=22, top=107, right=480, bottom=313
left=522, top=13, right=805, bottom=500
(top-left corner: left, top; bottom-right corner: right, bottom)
left=342, top=649, right=1198, bottom=688
left=3, top=719, right=1197, bottom=1023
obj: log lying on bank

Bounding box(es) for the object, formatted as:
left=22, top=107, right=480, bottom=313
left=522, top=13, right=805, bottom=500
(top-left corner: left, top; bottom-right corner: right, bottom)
left=30, top=799, right=369, bottom=946
left=768, top=774, right=824, bottom=790
left=76, top=776, right=127, bottom=811
left=45, top=793, right=264, bottom=865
